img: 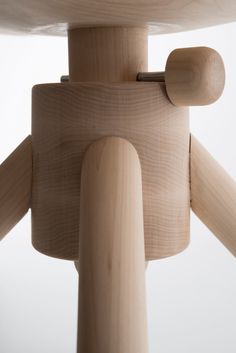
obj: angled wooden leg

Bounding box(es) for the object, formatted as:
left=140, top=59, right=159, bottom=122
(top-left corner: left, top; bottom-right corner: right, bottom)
left=0, top=136, right=32, bottom=240
left=77, top=136, right=148, bottom=353
left=190, top=134, right=236, bottom=256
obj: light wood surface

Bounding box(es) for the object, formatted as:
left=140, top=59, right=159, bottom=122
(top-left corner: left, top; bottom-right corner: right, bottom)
left=77, top=136, right=148, bottom=353
left=165, top=47, right=225, bottom=106
left=0, top=136, right=32, bottom=240
left=31, top=82, right=190, bottom=261
left=190, top=135, right=236, bottom=257
left=1, top=1, right=236, bottom=36
left=68, top=27, right=148, bottom=82
left=74, top=259, right=149, bottom=273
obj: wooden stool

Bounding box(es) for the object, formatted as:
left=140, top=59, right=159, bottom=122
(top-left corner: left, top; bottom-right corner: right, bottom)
left=0, top=2, right=236, bottom=352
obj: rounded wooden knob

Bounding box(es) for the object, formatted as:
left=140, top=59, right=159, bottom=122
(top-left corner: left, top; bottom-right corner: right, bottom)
left=165, top=47, right=225, bottom=106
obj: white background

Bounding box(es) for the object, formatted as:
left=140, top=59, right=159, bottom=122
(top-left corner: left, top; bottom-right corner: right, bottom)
left=0, top=23, right=236, bottom=353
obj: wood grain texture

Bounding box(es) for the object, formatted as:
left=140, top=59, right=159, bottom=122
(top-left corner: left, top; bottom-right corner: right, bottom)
left=31, top=82, right=190, bottom=261
left=0, top=136, right=32, bottom=240
left=1, top=1, right=236, bottom=36
left=68, top=27, right=148, bottom=82
left=190, top=135, right=236, bottom=257
left=165, top=47, right=225, bottom=106
left=77, top=137, right=148, bottom=353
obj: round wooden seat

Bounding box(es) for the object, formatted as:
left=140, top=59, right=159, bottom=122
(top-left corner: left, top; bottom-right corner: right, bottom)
left=1, top=0, right=236, bottom=35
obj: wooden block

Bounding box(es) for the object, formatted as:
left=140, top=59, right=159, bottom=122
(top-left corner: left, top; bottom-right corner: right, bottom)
left=190, top=135, right=236, bottom=257
left=77, top=137, right=148, bottom=353
left=31, top=82, right=190, bottom=261
left=0, top=136, right=32, bottom=240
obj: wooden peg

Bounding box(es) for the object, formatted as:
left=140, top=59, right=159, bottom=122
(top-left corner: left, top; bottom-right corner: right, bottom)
left=0, top=136, right=32, bottom=240
left=77, top=137, right=148, bottom=353
left=165, top=47, right=225, bottom=106
left=190, top=135, right=236, bottom=256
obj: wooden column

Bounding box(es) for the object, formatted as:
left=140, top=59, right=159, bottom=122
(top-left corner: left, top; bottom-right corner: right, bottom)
left=68, top=27, right=148, bottom=353
left=78, top=137, right=148, bottom=353
left=69, top=26, right=149, bottom=272
left=68, top=27, right=148, bottom=82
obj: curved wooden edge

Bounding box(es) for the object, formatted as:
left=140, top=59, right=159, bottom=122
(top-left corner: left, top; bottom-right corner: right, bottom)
left=0, top=136, right=32, bottom=240
left=190, top=134, right=236, bottom=257
left=165, top=47, right=225, bottom=107
left=77, top=136, right=148, bottom=353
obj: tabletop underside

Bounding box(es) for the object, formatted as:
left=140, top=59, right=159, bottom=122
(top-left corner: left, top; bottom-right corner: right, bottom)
left=0, top=0, right=236, bottom=36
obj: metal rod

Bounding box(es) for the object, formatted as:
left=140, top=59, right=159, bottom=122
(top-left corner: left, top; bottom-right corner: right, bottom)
left=61, top=72, right=165, bottom=83
left=60, top=75, right=69, bottom=82
left=137, top=71, right=165, bottom=82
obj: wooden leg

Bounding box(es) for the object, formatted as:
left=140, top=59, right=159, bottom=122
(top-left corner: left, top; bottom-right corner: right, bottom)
left=0, top=136, right=32, bottom=240
left=77, top=137, right=148, bottom=353
left=190, top=134, right=236, bottom=256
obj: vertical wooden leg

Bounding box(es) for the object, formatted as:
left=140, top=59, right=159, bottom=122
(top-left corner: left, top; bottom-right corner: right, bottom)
left=77, top=137, right=148, bottom=353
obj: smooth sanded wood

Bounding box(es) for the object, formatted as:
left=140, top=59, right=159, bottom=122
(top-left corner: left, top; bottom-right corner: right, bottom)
left=0, top=136, right=32, bottom=240
left=74, top=260, right=149, bottom=273
left=165, top=47, right=225, bottom=106
left=190, top=135, right=236, bottom=257
left=68, top=27, right=148, bottom=82
left=77, top=137, right=148, bottom=353
left=1, top=1, right=236, bottom=36
left=31, top=82, right=190, bottom=261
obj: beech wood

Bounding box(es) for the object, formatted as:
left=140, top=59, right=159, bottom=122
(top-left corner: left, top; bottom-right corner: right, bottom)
left=74, top=260, right=149, bottom=273
left=190, top=135, right=236, bottom=257
left=77, top=136, right=148, bottom=353
left=68, top=27, right=148, bottom=82
left=31, top=82, right=190, bottom=261
left=165, top=47, right=225, bottom=106
left=1, top=1, right=236, bottom=36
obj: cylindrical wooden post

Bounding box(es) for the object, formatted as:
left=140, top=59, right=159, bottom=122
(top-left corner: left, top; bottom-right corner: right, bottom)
left=68, top=27, right=148, bottom=353
left=78, top=137, right=148, bottom=353
left=68, top=27, right=148, bottom=82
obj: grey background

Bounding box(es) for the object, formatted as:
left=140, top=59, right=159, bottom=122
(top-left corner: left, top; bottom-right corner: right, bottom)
left=0, top=22, right=236, bottom=353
